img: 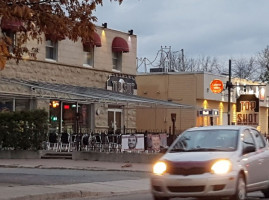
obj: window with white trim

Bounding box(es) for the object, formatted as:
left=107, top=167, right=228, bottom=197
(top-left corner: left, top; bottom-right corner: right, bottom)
left=83, top=45, right=94, bottom=67
left=46, top=40, right=58, bottom=60
left=112, top=52, right=122, bottom=71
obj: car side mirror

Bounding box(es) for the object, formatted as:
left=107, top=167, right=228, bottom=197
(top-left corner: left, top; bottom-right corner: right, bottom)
left=243, top=145, right=256, bottom=154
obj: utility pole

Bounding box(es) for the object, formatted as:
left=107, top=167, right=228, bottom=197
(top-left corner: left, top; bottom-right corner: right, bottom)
left=181, top=49, right=185, bottom=71
left=227, top=59, right=232, bottom=125
left=143, top=57, right=147, bottom=73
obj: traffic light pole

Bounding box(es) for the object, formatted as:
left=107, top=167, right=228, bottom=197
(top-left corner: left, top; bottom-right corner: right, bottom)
left=227, top=59, right=232, bottom=125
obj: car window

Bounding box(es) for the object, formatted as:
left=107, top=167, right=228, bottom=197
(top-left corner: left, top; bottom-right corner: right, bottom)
left=242, top=129, right=256, bottom=150
left=252, top=129, right=266, bottom=149
left=169, top=129, right=238, bottom=152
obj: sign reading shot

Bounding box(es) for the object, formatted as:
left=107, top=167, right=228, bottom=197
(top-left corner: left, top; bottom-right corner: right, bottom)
left=236, top=94, right=259, bottom=126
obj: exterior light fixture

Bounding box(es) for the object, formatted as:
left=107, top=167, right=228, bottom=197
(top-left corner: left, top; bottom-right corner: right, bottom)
left=128, top=29, right=133, bottom=35
left=102, top=23, right=107, bottom=28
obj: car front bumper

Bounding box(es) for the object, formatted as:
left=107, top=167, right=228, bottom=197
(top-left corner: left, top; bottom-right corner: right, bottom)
left=151, top=171, right=238, bottom=198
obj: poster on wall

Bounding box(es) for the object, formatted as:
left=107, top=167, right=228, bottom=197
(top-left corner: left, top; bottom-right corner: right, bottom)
left=236, top=94, right=259, bottom=127
left=147, top=134, right=168, bottom=152
left=121, top=134, right=144, bottom=152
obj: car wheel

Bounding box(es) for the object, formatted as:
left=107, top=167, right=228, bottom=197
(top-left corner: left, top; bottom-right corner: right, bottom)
left=152, top=195, right=170, bottom=200
left=262, top=188, right=269, bottom=198
left=230, top=174, right=246, bottom=200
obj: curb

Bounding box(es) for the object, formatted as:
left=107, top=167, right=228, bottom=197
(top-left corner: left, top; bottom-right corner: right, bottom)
left=0, top=164, right=151, bottom=173
left=1, top=188, right=149, bottom=200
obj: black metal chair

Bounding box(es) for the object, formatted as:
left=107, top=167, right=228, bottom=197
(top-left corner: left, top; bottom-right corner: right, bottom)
left=59, top=132, right=70, bottom=152
left=47, top=132, right=59, bottom=151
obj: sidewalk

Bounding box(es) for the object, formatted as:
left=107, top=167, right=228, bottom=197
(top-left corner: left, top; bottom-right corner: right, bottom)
left=0, top=159, right=152, bottom=172
left=0, top=159, right=152, bottom=200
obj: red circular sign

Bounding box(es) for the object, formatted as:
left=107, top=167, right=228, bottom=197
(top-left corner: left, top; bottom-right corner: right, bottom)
left=210, top=79, right=224, bottom=94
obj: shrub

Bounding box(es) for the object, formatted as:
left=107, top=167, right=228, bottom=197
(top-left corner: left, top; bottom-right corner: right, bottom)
left=0, top=109, right=48, bottom=150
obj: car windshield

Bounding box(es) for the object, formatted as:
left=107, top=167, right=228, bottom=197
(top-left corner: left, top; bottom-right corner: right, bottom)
left=169, top=129, right=238, bottom=152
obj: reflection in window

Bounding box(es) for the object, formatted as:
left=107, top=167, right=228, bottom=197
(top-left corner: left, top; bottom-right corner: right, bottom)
left=242, top=129, right=255, bottom=150
left=171, top=129, right=238, bottom=151
left=3, top=30, right=16, bottom=53
left=83, top=45, right=94, bottom=67
left=112, top=52, right=122, bottom=71
left=46, top=40, right=57, bottom=60
left=0, top=100, right=13, bottom=112
left=15, top=99, right=31, bottom=111
left=252, top=129, right=266, bottom=149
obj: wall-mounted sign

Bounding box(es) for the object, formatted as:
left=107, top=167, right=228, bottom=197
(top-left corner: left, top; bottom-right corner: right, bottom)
left=210, top=79, right=224, bottom=94
left=236, top=94, right=259, bottom=127
left=197, top=109, right=219, bottom=116
left=107, top=74, right=137, bottom=95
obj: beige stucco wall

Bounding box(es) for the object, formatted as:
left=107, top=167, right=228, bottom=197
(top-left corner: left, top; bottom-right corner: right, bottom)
left=0, top=59, right=137, bottom=131
left=259, top=107, right=268, bottom=134
left=19, top=27, right=137, bottom=75
left=136, top=73, right=198, bottom=133
left=137, top=72, right=269, bottom=134
left=0, top=25, right=137, bottom=132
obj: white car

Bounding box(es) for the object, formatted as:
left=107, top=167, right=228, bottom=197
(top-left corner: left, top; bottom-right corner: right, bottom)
left=151, top=125, right=269, bottom=200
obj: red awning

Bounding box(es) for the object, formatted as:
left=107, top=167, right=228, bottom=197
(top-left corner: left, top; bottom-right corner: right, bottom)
left=83, top=32, right=102, bottom=50
left=1, top=18, right=23, bottom=32
left=112, top=37, right=129, bottom=53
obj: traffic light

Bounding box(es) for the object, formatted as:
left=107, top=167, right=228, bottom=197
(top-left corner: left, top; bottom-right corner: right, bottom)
left=51, top=116, right=58, bottom=121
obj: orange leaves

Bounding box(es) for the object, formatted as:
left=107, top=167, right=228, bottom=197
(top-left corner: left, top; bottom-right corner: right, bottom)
left=0, top=56, right=7, bottom=70
left=0, top=0, right=124, bottom=69
left=0, top=39, right=9, bottom=70
left=12, top=5, right=32, bottom=19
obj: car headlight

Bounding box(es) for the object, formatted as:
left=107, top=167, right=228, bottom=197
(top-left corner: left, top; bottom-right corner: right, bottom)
left=211, top=159, right=232, bottom=174
left=153, top=161, right=167, bottom=175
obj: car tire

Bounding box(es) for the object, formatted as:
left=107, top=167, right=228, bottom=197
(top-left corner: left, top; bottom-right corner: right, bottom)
left=230, top=174, right=246, bottom=200
left=262, top=188, right=269, bottom=198
left=153, top=195, right=170, bottom=200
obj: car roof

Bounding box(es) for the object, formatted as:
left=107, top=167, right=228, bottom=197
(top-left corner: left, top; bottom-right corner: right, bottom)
left=186, top=125, right=255, bottom=132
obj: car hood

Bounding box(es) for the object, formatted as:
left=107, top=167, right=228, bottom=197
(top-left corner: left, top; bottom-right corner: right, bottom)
left=162, top=151, right=237, bottom=162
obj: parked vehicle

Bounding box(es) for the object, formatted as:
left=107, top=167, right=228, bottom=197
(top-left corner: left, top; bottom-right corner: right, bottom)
left=151, top=125, right=269, bottom=200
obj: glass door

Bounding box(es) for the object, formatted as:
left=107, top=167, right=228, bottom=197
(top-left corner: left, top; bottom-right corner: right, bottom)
left=108, top=109, right=122, bottom=134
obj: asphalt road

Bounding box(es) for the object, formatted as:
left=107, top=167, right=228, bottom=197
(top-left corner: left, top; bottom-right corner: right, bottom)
left=0, top=167, right=149, bottom=186
left=0, top=167, right=267, bottom=200
left=65, top=191, right=266, bottom=200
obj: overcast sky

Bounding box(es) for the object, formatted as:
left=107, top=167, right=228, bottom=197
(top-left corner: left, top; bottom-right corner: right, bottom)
left=94, top=0, right=269, bottom=68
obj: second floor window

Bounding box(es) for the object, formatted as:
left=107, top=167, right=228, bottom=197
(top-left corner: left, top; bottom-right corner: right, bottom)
left=3, top=30, right=16, bottom=53
left=112, top=52, right=122, bottom=71
left=46, top=40, right=57, bottom=60
left=83, top=45, right=94, bottom=67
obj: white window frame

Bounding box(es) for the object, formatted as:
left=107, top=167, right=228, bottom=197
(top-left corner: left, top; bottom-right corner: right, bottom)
left=112, top=52, right=122, bottom=71
left=45, top=40, right=58, bottom=61
left=83, top=46, right=94, bottom=68
left=108, top=108, right=123, bottom=134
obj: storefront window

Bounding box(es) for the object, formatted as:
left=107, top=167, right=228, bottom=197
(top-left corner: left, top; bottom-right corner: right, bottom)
left=0, top=98, right=31, bottom=112
left=49, top=100, right=61, bottom=133
left=62, top=103, right=92, bottom=134
left=49, top=101, right=92, bottom=134
left=15, top=99, right=31, bottom=111
left=0, top=99, right=13, bottom=112
left=62, top=103, right=77, bottom=133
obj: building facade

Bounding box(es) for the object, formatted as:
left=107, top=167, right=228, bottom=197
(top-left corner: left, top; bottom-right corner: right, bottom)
left=136, top=72, right=269, bottom=135
left=0, top=24, right=139, bottom=135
